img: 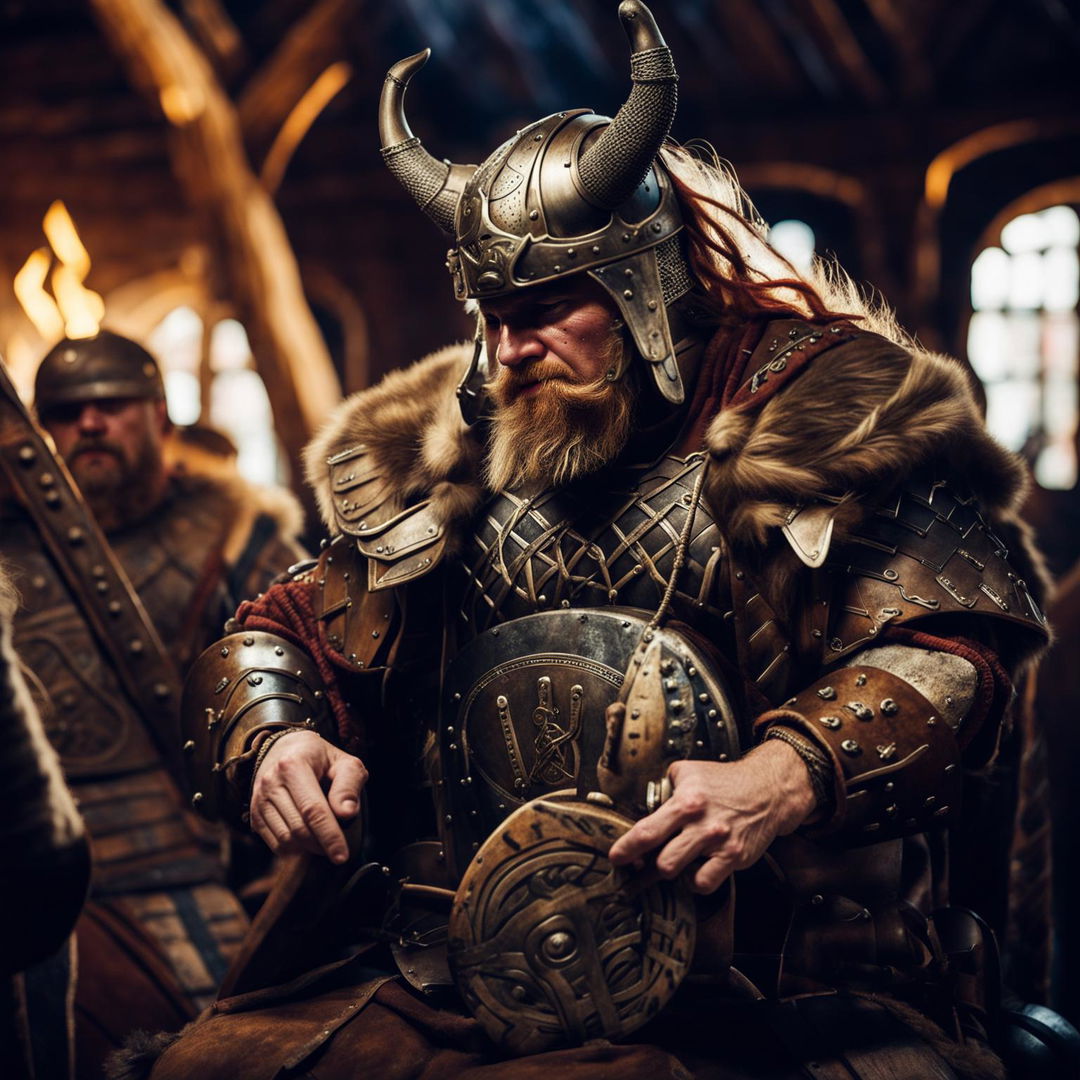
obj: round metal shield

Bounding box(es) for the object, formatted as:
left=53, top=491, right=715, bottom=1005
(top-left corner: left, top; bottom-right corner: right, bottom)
left=447, top=790, right=696, bottom=1056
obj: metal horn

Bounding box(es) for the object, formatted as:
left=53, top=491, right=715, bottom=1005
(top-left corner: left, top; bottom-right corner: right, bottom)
left=578, top=1, right=678, bottom=211
left=379, top=49, right=474, bottom=235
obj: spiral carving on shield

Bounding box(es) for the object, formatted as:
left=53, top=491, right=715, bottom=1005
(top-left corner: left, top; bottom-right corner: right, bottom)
left=447, top=792, right=696, bottom=1057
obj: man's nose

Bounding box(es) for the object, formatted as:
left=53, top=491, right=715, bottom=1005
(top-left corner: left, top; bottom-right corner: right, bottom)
left=76, top=403, right=106, bottom=433
left=494, top=323, right=543, bottom=368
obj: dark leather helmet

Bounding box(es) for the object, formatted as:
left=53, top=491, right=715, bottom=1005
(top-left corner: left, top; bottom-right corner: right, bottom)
left=34, top=330, right=165, bottom=417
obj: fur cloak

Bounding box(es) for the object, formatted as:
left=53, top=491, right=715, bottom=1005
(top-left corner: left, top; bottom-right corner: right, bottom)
left=302, top=325, right=1047, bottom=640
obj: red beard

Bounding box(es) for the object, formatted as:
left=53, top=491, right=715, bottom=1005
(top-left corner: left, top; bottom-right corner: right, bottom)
left=485, top=362, right=635, bottom=492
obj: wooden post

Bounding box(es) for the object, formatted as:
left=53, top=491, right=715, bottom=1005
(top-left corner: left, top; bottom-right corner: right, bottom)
left=87, top=0, right=343, bottom=495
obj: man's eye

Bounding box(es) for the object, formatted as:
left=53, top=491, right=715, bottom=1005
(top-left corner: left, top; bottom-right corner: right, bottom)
left=483, top=314, right=501, bottom=330
left=538, top=300, right=569, bottom=316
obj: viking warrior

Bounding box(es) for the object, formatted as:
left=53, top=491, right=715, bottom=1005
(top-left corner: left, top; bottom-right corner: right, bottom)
left=143, top=3, right=1051, bottom=1076
left=0, top=330, right=306, bottom=1072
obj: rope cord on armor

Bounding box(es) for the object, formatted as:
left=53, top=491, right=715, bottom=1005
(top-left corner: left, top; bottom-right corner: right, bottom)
left=646, top=452, right=709, bottom=634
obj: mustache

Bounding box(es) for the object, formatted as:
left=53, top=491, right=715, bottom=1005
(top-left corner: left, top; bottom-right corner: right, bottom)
left=68, top=437, right=124, bottom=460
left=492, top=361, right=611, bottom=409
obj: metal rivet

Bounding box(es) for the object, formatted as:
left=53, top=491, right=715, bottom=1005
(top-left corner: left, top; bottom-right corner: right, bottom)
left=817, top=686, right=836, bottom=701
left=840, top=739, right=860, bottom=755
left=880, top=699, right=898, bottom=715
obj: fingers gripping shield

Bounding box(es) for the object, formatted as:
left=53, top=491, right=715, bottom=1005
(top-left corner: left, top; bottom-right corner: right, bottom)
left=448, top=792, right=696, bottom=1057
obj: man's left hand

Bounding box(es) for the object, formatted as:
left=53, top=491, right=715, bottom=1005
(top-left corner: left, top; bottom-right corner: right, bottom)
left=607, top=740, right=818, bottom=894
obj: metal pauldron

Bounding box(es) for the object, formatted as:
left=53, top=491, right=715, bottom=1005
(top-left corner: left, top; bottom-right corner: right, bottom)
left=440, top=607, right=741, bottom=1055
left=181, top=630, right=335, bottom=826
left=758, top=665, right=963, bottom=846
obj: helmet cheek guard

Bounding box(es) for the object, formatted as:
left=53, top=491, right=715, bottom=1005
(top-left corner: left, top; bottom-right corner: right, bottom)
left=379, top=1, right=693, bottom=404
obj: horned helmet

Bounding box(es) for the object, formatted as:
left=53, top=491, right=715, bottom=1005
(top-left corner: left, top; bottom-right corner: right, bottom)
left=379, top=0, right=694, bottom=405
left=34, top=330, right=165, bottom=420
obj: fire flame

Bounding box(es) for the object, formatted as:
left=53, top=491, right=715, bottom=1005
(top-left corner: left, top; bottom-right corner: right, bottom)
left=14, top=200, right=105, bottom=341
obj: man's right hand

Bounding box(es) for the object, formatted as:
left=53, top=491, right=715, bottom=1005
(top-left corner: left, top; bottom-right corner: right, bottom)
left=249, top=730, right=367, bottom=864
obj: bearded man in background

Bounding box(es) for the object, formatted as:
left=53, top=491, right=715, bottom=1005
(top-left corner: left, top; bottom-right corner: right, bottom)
left=2, top=329, right=306, bottom=1076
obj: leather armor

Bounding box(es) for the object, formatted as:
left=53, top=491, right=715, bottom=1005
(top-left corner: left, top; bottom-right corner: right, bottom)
left=183, top=631, right=335, bottom=827
left=457, top=452, right=730, bottom=644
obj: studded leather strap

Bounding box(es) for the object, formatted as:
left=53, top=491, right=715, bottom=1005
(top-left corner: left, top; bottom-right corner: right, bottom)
left=755, top=664, right=962, bottom=846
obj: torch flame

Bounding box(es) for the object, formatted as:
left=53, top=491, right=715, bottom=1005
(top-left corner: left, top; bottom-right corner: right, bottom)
left=43, top=201, right=91, bottom=280
left=13, top=248, right=64, bottom=341
left=52, top=265, right=106, bottom=340
left=14, top=200, right=104, bottom=341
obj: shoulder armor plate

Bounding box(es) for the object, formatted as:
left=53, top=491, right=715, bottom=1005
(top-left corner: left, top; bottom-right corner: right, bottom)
left=316, top=540, right=397, bottom=670
left=825, top=481, right=1048, bottom=659
left=326, top=444, right=446, bottom=589
left=727, top=319, right=861, bottom=410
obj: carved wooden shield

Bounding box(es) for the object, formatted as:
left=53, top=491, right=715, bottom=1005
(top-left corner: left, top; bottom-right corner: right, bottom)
left=447, top=790, right=696, bottom=1056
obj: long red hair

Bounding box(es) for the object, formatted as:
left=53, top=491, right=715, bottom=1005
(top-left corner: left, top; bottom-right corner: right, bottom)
left=661, top=144, right=861, bottom=328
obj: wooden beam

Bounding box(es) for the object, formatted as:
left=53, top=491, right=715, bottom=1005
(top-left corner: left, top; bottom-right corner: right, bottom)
left=790, top=0, right=888, bottom=103
left=87, top=0, right=342, bottom=495
left=712, top=0, right=807, bottom=97
left=237, top=0, right=356, bottom=160
left=860, top=0, right=934, bottom=98
left=179, top=0, right=248, bottom=83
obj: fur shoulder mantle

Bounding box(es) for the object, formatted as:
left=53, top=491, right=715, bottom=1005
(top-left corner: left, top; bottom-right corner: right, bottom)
left=302, top=327, right=1029, bottom=562
left=703, top=324, right=1029, bottom=553
left=165, top=466, right=305, bottom=565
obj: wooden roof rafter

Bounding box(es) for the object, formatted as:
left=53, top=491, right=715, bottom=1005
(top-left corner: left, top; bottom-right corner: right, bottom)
left=787, top=0, right=887, bottom=103
left=710, top=0, right=807, bottom=98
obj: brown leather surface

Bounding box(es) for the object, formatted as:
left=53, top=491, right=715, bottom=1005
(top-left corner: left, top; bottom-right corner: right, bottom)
left=74, top=902, right=193, bottom=1080
left=148, top=975, right=975, bottom=1080
left=758, top=665, right=963, bottom=846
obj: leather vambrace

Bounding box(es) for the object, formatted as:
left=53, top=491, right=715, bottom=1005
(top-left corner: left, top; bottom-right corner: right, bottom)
left=182, top=630, right=335, bottom=827
left=756, top=664, right=963, bottom=846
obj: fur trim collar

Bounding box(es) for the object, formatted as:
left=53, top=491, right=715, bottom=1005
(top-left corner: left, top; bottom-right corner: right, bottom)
left=303, top=328, right=1029, bottom=582
left=303, top=343, right=484, bottom=545
left=704, top=329, right=1028, bottom=553
left=166, top=467, right=305, bottom=564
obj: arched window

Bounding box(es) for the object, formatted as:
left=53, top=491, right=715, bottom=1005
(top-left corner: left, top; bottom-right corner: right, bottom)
left=148, top=306, right=287, bottom=485
left=967, top=205, right=1080, bottom=489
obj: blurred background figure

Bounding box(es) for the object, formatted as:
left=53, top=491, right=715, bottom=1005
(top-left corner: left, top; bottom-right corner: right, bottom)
left=0, top=330, right=306, bottom=1076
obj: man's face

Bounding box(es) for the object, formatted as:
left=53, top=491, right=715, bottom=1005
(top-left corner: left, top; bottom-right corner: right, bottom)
left=480, top=281, right=617, bottom=398
left=480, top=279, right=636, bottom=492
left=41, top=396, right=168, bottom=528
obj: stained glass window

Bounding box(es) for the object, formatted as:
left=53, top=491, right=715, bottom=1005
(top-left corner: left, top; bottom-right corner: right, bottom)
left=967, top=205, right=1080, bottom=489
